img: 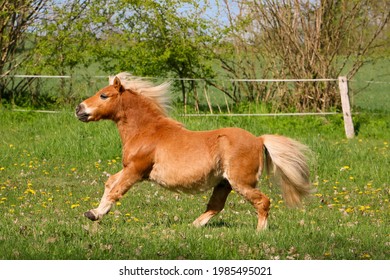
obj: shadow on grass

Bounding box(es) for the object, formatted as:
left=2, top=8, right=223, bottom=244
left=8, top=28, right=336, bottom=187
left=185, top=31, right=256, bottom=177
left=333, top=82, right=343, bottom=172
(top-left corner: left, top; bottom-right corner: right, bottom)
left=205, top=221, right=233, bottom=228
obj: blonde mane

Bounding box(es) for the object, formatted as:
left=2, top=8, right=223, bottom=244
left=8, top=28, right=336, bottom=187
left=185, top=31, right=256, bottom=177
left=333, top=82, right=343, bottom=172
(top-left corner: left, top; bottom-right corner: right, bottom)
left=109, top=72, right=171, bottom=113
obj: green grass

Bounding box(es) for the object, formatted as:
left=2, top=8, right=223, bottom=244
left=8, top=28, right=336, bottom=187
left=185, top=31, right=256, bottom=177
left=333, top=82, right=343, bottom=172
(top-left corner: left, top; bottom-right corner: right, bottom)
left=348, top=58, right=390, bottom=112
left=0, top=109, right=389, bottom=260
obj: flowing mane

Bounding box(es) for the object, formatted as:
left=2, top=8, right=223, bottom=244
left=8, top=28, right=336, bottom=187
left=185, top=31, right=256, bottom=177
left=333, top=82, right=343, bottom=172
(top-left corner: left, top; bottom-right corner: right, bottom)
left=109, top=72, right=171, bottom=113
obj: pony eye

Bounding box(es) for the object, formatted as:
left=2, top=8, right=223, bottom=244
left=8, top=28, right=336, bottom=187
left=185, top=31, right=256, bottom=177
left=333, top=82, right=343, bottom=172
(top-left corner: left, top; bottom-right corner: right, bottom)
left=100, top=93, right=109, bottom=100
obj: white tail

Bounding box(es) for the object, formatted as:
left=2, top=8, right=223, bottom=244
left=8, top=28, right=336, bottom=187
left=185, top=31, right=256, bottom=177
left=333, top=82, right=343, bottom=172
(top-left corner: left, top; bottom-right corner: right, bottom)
left=260, top=134, right=312, bottom=207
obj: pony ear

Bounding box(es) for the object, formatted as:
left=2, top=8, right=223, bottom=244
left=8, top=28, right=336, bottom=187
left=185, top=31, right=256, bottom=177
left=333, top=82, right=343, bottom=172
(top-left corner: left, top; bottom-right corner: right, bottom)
left=113, top=76, right=124, bottom=93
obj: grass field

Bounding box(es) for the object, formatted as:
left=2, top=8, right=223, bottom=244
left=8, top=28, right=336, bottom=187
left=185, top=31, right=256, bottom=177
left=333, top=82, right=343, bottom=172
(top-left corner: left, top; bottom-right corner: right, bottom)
left=0, top=107, right=389, bottom=259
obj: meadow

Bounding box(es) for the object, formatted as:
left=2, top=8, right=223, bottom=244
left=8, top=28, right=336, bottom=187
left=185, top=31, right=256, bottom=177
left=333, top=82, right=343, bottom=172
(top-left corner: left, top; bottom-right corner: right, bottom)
left=0, top=104, right=389, bottom=259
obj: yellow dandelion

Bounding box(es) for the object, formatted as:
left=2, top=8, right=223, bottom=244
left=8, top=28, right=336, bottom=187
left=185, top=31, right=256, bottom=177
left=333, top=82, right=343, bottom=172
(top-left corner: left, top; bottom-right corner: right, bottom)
left=361, top=253, right=371, bottom=259
left=359, top=205, right=370, bottom=211
left=24, top=188, right=36, bottom=195
left=116, top=202, right=121, bottom=206
left=71, top=203, right=80, bottom=209
left=340, top=166, right=350, bottom=171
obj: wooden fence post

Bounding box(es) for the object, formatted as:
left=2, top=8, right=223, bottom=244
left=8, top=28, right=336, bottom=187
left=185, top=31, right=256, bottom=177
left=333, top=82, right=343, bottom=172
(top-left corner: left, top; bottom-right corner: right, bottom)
left=338, top=76, right=355, bottom=139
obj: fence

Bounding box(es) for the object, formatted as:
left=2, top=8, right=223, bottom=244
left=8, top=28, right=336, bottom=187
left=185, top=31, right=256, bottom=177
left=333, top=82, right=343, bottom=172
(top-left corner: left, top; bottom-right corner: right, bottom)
left=1, top=75, right=359, bottom=138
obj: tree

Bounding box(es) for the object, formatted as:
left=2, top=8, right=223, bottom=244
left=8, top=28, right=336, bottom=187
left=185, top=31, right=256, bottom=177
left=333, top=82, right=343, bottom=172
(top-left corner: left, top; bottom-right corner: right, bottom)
left=0, top=0, right=48, bottom=106
left=23, top=0, right=98, bottom=105
left=90, top=0, right=216, bottom=111
left=213, top=0, right=390, bottom=111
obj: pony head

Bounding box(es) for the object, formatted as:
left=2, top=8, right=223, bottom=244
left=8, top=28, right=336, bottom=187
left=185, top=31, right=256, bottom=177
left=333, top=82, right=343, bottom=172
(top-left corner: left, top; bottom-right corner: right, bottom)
left=76, top=73, right=170, bottom=123
left=76, top=76, right=124, bottom=122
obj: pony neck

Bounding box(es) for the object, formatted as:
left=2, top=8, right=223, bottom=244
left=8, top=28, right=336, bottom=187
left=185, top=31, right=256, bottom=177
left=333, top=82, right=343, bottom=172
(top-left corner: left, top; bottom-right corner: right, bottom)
left=115, top=91, right=167, bottom=143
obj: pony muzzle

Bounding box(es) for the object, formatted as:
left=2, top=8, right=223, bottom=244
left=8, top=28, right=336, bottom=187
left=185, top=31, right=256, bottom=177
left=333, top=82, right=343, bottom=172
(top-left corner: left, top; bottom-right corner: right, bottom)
left=76, top=103, right=90, bottom=122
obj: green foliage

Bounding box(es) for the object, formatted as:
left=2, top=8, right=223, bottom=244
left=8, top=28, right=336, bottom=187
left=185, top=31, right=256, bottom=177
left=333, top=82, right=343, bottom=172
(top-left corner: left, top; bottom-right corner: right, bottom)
left=25, top=1, right=95, bottom=74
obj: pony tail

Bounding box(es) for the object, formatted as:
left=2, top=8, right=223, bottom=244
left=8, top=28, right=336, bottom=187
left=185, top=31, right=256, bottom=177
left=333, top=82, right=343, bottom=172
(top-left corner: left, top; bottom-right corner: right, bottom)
left=260, top=134, right=313, bottom=207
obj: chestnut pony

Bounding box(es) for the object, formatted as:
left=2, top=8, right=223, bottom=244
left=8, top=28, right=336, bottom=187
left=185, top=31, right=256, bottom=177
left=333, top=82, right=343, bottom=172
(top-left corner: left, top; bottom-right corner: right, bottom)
left=76, top=73, right=312, bottom=231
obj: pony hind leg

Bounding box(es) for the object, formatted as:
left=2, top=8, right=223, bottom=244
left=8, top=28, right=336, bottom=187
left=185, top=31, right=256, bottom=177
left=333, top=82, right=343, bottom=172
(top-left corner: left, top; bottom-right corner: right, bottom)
left=232, top=183, right=270, bottom=231
left=193, top=180, right=232, bottom=228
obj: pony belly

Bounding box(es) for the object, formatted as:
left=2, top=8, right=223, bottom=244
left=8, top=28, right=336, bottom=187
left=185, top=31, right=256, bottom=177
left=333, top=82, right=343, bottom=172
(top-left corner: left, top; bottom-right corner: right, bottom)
left=149, top=169, right=223, bottom=194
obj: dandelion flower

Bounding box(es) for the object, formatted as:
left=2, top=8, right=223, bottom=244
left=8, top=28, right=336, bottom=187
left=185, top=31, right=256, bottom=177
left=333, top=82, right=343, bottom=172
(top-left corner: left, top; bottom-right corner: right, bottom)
left=24, top=188, right=36, bottom=195
left=71, top=203, right=80, bottom=209
left=340, top=166, right=350, bottom=171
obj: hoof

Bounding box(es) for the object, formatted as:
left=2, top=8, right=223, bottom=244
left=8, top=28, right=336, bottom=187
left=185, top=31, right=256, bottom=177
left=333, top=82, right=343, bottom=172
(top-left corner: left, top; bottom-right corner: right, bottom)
left=84, top=210, right=99, bottom=221
left=192, top=220, right=206, bottom=228
left=256, top=219, right=268, bottom=232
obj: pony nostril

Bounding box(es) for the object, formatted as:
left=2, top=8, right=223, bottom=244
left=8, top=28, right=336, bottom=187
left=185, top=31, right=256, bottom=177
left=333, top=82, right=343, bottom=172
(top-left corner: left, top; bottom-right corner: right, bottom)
left=76, top=104, right=84, bottom=114
left=75, top=104, right=90, bottom=122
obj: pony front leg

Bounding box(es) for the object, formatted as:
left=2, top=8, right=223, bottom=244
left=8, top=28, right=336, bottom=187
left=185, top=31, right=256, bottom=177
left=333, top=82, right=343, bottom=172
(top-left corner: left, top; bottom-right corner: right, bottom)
left=84, top=169, right=140, bottom=221
left=84, top=170, right=122, bottom=221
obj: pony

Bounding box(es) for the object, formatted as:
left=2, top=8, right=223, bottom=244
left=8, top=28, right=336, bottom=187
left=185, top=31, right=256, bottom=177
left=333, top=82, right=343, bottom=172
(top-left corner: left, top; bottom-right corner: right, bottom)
left=76, top=72, right=312, bottom=231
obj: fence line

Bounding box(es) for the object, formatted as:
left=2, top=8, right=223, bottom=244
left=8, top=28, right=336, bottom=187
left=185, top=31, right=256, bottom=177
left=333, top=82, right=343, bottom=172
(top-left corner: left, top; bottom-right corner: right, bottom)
left=3, top=74, right=363, bottom=138
left=3, top=74, right=389, bottom=85
left=182, top=112, right=340, bottom=117
left=2, top=74, right=338, bottom=82
left=349, top=79, right=390, bottom=85
left=4, top=74, right=390, bottom=88
left=9, top=109, right=341, bottom=117
left=11, top=109, right=63, bottom=114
